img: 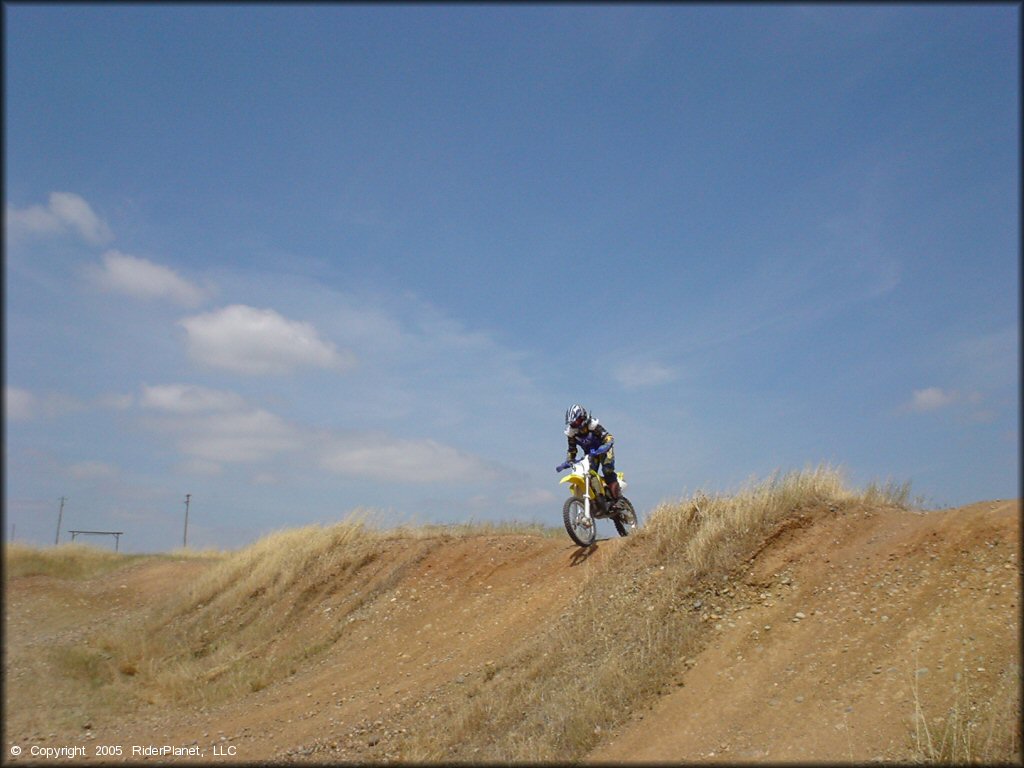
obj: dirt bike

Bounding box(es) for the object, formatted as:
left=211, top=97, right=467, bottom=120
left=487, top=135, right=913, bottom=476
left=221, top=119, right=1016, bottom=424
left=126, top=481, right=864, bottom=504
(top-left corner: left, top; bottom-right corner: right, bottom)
left=556, top=454, right=638, bottom=547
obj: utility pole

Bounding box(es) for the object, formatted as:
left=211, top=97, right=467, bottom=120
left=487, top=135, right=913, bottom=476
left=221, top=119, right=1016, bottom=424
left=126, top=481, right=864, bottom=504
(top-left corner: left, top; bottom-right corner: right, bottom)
left=55, top=496, right=67, bottom=545
left=183, top=494, right=191, bottom=548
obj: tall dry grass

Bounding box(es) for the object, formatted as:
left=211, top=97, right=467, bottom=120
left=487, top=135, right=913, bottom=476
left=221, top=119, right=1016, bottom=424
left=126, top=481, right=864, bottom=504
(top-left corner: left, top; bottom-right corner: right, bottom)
left=642, top=463, right=864, bottom=572
left=400, top=464, right=909, bottom=762
left=4, top=542, right=146, bottom=579
left=4, top=542, right=225, bottom=580
left=912, top=662, right=1021, bottom=764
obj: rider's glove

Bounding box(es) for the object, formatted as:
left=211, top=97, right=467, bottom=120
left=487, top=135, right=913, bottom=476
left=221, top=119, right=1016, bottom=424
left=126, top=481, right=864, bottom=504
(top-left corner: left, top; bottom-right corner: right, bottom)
left=556, top=461, right=571, bottom=472
left=589, top=444, right=610, bottom=457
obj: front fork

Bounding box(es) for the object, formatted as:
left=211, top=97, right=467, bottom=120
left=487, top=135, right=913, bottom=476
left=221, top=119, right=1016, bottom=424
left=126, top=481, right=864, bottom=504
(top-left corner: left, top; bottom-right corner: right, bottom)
left=583, top=471, right=610, bottom=520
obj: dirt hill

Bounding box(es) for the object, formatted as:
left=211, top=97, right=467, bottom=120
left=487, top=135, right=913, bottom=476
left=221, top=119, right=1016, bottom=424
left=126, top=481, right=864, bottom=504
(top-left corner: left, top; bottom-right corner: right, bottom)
left=4, top=491, right=1020, bottom=764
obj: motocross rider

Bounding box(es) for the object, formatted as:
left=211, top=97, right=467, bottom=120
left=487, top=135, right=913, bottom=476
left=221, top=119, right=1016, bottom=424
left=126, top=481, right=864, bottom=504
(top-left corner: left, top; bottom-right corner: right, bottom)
left=556, top=404, right=621, bottom=499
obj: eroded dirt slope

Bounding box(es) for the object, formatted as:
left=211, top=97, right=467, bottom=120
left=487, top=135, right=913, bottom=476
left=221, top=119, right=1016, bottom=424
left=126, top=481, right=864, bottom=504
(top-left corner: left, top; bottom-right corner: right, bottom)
left=591, top=499, right=1020, bottom=763
left=5, top=534, right=624, bottom=762
left=5, top=501, right=1020, bottom=764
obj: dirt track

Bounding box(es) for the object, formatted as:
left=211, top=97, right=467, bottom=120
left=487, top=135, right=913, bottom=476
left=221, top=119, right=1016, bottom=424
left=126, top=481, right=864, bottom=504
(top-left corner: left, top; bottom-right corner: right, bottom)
left=4, top=500, right=1020, bottom=763
left=592, top=499, right=1020, bottom=762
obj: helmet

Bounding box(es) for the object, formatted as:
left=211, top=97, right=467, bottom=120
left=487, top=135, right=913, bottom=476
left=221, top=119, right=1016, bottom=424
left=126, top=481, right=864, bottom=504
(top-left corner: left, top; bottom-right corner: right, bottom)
left=565, top=404, right=588, bottom=430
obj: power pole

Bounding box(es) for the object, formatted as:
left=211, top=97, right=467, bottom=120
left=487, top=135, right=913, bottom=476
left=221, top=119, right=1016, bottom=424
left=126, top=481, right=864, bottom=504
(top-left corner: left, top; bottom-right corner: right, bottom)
left=183, top=494, right=191, bottom=548
left=55, top=496, right=67, bottom=545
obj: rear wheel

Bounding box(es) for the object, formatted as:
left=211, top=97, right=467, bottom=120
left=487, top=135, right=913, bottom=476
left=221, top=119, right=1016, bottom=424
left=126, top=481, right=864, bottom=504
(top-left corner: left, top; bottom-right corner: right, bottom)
left=563, top=496, right=596, bottom=547
left=613, top=497, right=638, bottom=537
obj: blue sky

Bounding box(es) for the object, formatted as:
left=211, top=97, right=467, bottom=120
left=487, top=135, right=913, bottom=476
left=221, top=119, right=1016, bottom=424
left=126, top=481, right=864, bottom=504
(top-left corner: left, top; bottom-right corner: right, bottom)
left=5, top=4, right=1019, bottom=553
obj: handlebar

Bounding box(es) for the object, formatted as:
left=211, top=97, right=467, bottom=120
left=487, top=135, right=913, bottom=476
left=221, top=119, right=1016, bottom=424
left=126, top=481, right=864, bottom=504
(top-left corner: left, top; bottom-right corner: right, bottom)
left=556, top=452, right=604, bottom=472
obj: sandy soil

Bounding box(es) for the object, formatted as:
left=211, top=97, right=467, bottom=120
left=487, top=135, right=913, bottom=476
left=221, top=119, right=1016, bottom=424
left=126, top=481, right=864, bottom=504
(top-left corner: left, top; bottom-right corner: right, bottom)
left=4, top=500, right=1019, bottom=764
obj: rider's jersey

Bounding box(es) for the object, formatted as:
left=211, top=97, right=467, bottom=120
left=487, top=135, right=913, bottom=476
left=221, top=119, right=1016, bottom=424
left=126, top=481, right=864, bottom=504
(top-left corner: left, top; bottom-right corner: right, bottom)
left=565, top=418, right=614, bottom=460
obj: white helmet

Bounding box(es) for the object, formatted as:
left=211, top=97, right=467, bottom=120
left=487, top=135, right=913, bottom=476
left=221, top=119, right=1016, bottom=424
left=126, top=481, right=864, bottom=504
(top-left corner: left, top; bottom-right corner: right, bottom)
left=565, top=404, right=588, bottom=429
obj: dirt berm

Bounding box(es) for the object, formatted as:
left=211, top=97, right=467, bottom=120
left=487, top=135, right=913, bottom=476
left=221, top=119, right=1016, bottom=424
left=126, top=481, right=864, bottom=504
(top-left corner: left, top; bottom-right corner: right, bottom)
left=4, top=497, right=1020, bottom=763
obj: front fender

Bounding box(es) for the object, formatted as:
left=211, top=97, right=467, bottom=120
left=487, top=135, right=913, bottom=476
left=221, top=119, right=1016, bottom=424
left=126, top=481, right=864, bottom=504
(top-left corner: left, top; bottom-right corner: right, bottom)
left=560, top=475, right=587, bottom=497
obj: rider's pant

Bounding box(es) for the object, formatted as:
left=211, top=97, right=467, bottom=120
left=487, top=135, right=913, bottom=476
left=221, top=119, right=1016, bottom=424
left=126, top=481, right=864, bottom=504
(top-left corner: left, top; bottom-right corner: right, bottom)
left=595, top=448, right=616, bottom=484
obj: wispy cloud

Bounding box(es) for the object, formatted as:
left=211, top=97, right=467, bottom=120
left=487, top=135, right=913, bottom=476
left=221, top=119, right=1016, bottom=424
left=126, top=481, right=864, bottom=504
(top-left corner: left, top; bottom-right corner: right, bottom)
left=4, top=386, right=85, bottom=421
left=140, top=383, right=247, bottom=414
left=88, top=251, right=208, bottom=307
left=68, top=461, right=120, bottom=480
left=948, top=325, right=1019, bottom=386
left=141, top=383, right=302, bottom=467
left=96, top=393, right=135, bottom=411
left=650, top=242, right=902, bottom=371
left=613, top=360, right=678, bottom=389
left=506, top=488, right=558, bottom=507
left=908, top=387, right=985, bottom=414
left=137, top=382, right=497, bottom=486
left=910, top=386, right=960, bottom=412
left=5, top=192, right=113, bottom=245
left=179, top=304, right=356, bottom=375
left=319, top=432, right=496, bottom=484
left=909, top=326, right=1017, bottom=421
left=5, top=387, right=35, bottom=421
left=178, top=409, right=302, bottom=464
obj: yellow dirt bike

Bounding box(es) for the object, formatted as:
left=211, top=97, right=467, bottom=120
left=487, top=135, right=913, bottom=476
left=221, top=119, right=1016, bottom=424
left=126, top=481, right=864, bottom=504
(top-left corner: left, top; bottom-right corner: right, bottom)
left=557, top=454, right=638, bottom=547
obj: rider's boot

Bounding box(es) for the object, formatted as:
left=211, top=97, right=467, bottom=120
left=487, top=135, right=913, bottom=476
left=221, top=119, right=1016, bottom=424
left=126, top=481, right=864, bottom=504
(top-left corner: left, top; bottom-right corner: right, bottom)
left=605, top=477, right=621, bottom=499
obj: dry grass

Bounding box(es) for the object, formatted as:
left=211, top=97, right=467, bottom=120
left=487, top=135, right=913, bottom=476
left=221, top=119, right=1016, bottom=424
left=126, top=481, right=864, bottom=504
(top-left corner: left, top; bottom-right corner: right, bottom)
left=4, top=542, right=225, bottom=580
left=642, top=463, right=865, bottom=572
left=399, top=464, right=910, bottom=762
left=912, top=661, right=1021, bottom=764
left=4, top=542, right=145, bottom=579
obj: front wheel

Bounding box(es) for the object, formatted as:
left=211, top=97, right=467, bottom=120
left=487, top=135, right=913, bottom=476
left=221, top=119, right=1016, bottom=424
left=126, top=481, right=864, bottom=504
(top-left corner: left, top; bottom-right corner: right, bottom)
left=613, top=497, right=638, bottom=537
left=563, top=496, right=596, bottom=547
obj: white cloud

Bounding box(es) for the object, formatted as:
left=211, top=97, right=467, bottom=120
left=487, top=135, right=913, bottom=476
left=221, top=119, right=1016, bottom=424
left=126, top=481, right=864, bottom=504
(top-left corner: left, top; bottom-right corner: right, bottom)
left=90, top=251, right=207, bottom=306
left=320, top=433, right=494, bottom=484
left=180, top=305, right=355, bottom=375
left=141, top=383, right=247, bottom=414
left=910, top=387, right=959, bottom=412
left=614, top=360, right=678, bottom=389
left=6, top=192, right=113, bottom=245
